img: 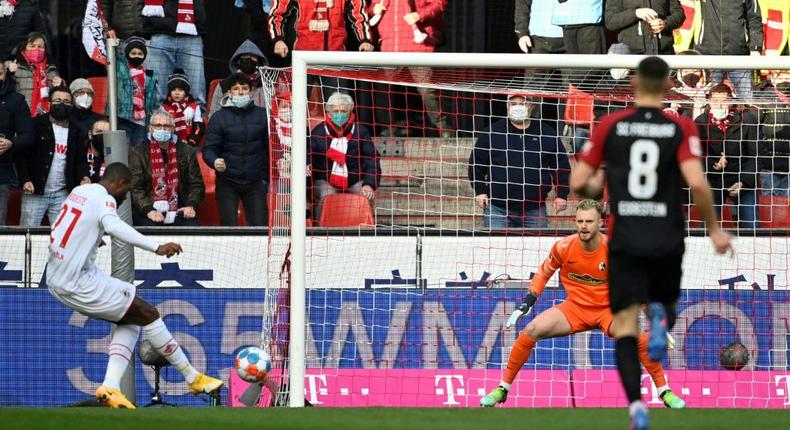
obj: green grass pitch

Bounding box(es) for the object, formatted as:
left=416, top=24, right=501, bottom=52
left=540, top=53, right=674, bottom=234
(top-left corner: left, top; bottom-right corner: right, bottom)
left=1, top=407, right=788, bottom=430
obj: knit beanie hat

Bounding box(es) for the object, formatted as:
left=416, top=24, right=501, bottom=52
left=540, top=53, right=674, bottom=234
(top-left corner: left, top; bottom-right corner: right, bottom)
left=124, top=36, right=147, bottom=58
left=69, top=78, right=94, bottom=94
left=167, top=68, right=190, bottom=93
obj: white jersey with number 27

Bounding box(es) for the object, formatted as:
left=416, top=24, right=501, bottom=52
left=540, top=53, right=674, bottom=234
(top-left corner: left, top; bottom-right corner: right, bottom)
left=47, top=183, right=158, bottom=291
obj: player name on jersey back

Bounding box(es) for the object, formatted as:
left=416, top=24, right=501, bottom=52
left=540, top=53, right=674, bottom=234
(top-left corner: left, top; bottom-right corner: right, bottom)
left=47, top=184, right=116, bottom=290
left=615, top=122, right=677, bottom=139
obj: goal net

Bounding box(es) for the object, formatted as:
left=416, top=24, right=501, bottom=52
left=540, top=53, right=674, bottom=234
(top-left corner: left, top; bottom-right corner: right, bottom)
left=261, top=52, right=790, bottom=409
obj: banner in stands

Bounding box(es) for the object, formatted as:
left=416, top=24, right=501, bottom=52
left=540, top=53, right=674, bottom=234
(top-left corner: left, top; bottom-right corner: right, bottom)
left=0, top=235, right=788, bottom=407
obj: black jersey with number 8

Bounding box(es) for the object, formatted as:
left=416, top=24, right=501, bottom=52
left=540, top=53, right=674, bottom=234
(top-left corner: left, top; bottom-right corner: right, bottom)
left=577, top=107, right=702, bottom=256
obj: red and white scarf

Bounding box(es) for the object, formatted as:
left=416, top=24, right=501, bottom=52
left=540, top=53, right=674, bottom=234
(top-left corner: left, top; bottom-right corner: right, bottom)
left=709, top=110, right=734, bottom=134
left=142, top=0, right=197, bottom=35
left=162, top=95, right=201, bottom=142
left=324, top=113, right=355, bottom=190
left=23, top=52, right=49, bottom=117
left=0, top=0, right=17, bottom=18
left=149, top=140, right=180, bottom=212
left=130, top=66, right=146, bottom=121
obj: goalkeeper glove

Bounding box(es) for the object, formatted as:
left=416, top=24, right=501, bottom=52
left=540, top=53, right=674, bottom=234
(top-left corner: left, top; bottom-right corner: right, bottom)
left=506, top=293, right=537, bottom=328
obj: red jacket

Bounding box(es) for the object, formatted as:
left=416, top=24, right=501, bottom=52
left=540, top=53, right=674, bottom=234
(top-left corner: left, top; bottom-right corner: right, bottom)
left=368, top=0, right=446, bottom=52
left=269, top=0, right=372, bottom=51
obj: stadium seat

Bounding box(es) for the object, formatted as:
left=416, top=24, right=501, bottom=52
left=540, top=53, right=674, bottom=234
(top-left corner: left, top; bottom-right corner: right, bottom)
left=759, top=195, right=790, bottom=229
left=318, top=194, right=374, bottom=227
left=687, top=204, right=735, bottom=229
left=87, top=77, right=108, bottom=115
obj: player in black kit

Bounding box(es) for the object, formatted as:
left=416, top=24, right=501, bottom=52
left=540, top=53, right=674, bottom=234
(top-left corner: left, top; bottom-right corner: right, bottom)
left=570, top=57, right=733, bottom=430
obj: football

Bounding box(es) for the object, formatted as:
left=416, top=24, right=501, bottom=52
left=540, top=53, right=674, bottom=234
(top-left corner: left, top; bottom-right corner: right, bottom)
left=235, top=346, right=272, bottom=383
left=719, top=342, right=749, bottom=370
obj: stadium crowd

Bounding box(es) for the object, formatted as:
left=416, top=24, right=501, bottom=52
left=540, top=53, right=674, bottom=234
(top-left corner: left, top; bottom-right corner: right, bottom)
left=0, top=0, right=788, bottom=228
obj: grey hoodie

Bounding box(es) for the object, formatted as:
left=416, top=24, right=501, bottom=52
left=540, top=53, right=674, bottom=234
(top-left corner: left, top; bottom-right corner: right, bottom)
left=208, top=40, right=268, bottom=118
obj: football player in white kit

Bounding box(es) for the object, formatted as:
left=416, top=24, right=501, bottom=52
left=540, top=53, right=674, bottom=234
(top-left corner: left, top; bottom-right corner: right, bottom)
left=46, top=163, right=222, bottom=408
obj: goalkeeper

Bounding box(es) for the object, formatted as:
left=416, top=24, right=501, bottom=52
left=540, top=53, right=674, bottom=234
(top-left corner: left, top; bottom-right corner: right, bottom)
left=480, top=199, right=685, bottom=408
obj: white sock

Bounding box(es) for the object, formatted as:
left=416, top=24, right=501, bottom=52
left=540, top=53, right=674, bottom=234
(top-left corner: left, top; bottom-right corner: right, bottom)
left=102, top=325, right=141, bottom=390
left=656, top=385, right=669, bottom=396
left=629, top=400, right=647, bottom=417
left=143, top=318, right=198, bottom=384
left=499, top=381, right=511, bottom=390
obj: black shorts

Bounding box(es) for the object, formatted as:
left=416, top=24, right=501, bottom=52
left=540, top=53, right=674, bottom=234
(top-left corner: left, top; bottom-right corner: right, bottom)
left=608, top=250, right=683, bottom=313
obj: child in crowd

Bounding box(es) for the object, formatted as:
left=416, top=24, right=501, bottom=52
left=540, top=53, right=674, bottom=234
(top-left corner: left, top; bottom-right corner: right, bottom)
left=161, top=69, right=204, bottom=146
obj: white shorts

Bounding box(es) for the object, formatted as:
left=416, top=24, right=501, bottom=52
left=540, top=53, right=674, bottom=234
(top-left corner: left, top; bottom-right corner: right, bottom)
left=48, top=266, right=136, bottom=322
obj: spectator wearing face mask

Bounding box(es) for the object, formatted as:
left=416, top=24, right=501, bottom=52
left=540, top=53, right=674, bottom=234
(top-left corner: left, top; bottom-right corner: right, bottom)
left=208, top=39, right=268, bottom=118
left=695, top=83, right=759, bottom=230
left=86, top=117, right=110, bottom=183
left=112, top=35, right=159, bottom=146
left=69, top=78, right=102, bottom=137
left=469, top=95, right=570, bottom=229
left=14, top=86, right=90, bottom=226
left=203, top=73, right=270, bottom=226
left=129, top=109, right=204, bottom=226
left=308, top=91, right=380, bottom=219
left=4, top=32, right=62, bottom=117
left=759, top=72, right=790, bottom=197
left=0, top=59, right=34, bottom=225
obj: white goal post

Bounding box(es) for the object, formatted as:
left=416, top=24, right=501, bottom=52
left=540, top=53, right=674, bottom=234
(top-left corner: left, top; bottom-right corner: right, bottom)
left=287, top=51, right=790, bottom=407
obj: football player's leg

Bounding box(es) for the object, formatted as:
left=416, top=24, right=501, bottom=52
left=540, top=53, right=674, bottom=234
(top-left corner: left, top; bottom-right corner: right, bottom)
left=119, top=296, right=222, bottom=394
left=481, top=305, right=573, bottom=407
left=102, top=324, right=141, bottom=390
left=646, top=254, right=683, bottom=361
left=604, top=308, right=681, bottom=407
left=609, top=251, right=650, bottom=428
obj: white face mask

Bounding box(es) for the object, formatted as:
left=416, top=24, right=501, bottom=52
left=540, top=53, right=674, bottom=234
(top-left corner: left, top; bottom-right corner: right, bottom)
left=610, top=68, right=629, bottom=80
left=75, top=94, right=93, bottom=109
left=710, top=107, right=729, bottom=119
left=508, top=104, right=529, bottom=122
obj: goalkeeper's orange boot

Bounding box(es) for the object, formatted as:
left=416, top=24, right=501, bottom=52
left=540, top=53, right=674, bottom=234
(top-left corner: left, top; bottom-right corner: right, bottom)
left=188, top=372, right=224, bottom=395
left=96, top=386, right=136, bottom=409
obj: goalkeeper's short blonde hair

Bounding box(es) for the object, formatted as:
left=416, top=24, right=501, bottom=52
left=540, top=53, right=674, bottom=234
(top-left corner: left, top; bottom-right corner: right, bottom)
left=576, top=199, right=603, bottom=216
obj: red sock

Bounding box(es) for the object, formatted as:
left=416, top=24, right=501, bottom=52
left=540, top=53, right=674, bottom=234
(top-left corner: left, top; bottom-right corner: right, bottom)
left=504, top=332, right=537, bottom=385
left=638, top=332, right=667, bottom=388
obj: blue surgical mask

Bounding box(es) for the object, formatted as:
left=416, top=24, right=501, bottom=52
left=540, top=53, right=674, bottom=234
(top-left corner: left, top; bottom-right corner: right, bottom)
left=152, top=129, right=172, bottom=143
left=232, top=94, right=251, bottom=108
left=330, top=112, right=350, bottom=127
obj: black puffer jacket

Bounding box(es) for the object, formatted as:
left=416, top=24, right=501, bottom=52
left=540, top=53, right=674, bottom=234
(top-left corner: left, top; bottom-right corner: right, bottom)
left=203, top=102, right=269, bottom=183
left=695, top=0, right=763, bottom=55
left=100, top=0, right=144, bottom=40
left=604, top=0, right=685, bottom=54
left=143, top=0, right=207, bottom=37
left=0, top=77, right=34, bottom=184
left=695, top=110, right=760, bottom=189
left=0, top=0, right=47, bottom=61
